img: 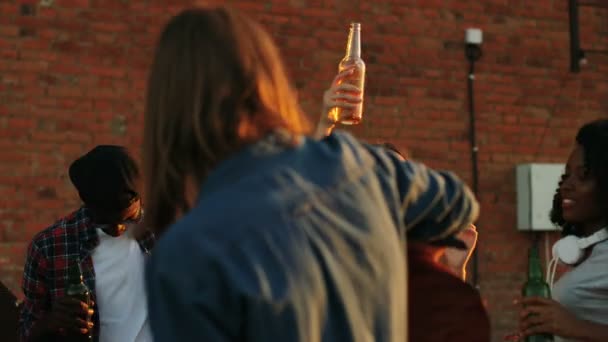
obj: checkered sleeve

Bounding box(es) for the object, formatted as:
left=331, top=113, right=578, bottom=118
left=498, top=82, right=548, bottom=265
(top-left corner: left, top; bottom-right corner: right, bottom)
left=19, top=239, right=50, bottom=341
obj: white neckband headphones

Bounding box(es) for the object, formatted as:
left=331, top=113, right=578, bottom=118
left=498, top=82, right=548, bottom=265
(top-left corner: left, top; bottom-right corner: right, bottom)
left=546, top=228, right=608, bottom=289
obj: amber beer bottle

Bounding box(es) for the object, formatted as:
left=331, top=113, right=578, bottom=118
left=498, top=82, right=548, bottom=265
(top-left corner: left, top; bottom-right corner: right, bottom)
left=66, top=261, right=93, bottom=341
left=522, top=245, right=553, bottom=342
left=329, top=22, right=366, bottom=125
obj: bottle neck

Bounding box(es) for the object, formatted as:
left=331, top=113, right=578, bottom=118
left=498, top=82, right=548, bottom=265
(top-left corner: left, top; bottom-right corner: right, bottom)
left=527, top=246, right=544, bottom=281
left=345, top=23, right=361, bottom=59
left=68, top=261, right=84, bottom=284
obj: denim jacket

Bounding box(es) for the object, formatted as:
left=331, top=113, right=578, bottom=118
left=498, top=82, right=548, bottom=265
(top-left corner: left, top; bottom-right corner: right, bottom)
left=145, top=131, right=479, bottom=342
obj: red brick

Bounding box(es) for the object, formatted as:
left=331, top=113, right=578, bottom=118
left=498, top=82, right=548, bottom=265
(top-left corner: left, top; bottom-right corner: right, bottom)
left=39, top=7, right=58, bottom=19
left=7, top=118, right=35, bottom=130
left=88, top=67, right=126, bottom=78
left=0, top=49, right=18, bottom=59
left=94, top=33, right=116, bottom=44
left=55, top=0, right=90, bottom=8
left=90, top=22, right=129, bottom=33
left=48, top=86, right=84, bottom=98
left=0, top=3, right=18, bottom=16
left=8, top=60, right=48, bottom=72
left=0, top=26, right=20, bottom=37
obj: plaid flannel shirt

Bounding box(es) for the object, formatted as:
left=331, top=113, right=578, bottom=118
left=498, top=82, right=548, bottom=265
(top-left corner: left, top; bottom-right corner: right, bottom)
left=19, top=207, right=155, bottom=342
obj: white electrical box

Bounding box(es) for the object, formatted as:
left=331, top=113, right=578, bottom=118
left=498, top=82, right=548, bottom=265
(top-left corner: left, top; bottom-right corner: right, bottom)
left=516, top=163, right=564, bottom=231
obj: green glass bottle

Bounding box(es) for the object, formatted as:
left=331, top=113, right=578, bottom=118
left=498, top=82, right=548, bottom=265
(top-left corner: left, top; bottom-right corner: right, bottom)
left=66, top=260, right=93, bottom=341
left=522, top=245, right=553, bottom=342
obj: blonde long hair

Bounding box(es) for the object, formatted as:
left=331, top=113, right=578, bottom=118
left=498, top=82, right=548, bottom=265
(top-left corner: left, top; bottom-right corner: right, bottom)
left=142, top=6, right=311, bottom=235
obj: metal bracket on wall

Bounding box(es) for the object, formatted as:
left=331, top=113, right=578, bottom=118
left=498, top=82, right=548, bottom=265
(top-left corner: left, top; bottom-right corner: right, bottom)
left=569, top=0, right=608, bottom=73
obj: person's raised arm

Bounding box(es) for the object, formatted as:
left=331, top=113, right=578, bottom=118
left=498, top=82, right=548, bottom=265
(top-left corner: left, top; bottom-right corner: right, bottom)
left=390, top=156, right=479, bottom=245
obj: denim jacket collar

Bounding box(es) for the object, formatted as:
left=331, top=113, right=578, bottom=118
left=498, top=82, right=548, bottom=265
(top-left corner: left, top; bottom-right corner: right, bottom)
left=199, top=130, right=304, bottom=199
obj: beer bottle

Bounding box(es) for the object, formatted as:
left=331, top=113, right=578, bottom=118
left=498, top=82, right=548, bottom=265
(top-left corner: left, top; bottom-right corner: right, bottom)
left=522, top=245, right=553, bottom=342
left=66, top=260, right=93, bottom=341
left=329, top=22, right=366, bottom=125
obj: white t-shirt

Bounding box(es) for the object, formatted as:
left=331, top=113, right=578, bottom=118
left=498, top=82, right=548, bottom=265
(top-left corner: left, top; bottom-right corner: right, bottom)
left=552, top=240, right=608, bottom=342
left=92, top=228, right=152, bottom=342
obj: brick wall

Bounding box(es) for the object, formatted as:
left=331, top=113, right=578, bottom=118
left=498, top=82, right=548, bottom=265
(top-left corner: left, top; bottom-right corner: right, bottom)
left=1, top=0, right=608, bottom=340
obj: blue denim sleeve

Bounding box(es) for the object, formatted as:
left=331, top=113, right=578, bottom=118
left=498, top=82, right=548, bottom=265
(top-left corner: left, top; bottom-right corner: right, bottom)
left=330, top=132, right=479, bottom=244
left=396, top=158, right=479, bottom=243
left=363, top=142, right=479, bottom=243
left=145, top=230, right=240, bottom=342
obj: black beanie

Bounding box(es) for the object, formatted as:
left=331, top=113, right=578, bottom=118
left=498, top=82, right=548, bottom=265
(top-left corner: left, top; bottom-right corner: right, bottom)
left=69, top=145, right=140, bottom=214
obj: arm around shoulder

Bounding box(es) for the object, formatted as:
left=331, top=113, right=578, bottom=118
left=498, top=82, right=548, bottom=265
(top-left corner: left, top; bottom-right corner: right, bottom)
left=395, top=160, right=479, bottom=241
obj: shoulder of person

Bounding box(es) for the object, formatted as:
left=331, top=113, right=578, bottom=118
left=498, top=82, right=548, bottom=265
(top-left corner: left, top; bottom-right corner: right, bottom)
left=27, top=208, right=86, bottom=254
left=316, top=131, right=398, bottom=165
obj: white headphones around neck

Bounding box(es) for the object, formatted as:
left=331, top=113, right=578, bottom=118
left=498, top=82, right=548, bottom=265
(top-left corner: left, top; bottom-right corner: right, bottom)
left=552, top=228, right=608, bottom=265
left=547, top=228, right=608, bottom=289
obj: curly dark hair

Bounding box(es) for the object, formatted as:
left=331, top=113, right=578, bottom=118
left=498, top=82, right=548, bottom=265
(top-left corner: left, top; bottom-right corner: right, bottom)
left=550, top=119, right=608, bottom=236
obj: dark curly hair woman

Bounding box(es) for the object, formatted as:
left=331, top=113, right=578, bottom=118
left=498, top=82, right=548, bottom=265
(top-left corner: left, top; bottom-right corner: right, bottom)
left=519, top=119, right=608, bottom=342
